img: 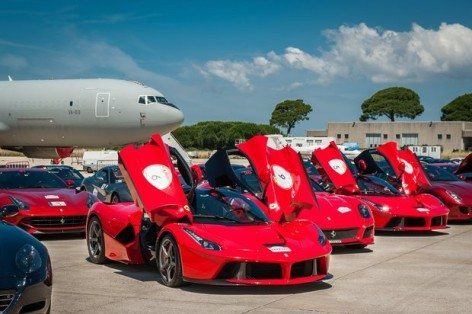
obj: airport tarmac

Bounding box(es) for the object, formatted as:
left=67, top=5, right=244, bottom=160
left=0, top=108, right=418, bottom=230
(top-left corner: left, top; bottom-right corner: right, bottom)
left=41, top=223, right=472, bottom=314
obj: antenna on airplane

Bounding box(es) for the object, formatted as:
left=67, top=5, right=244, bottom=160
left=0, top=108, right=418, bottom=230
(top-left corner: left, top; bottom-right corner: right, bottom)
left=7, top=76, right=13, bottom=81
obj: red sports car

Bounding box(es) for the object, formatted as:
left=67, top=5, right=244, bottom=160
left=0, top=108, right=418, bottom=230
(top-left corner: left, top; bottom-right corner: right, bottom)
left=86, top=134, right=331, bottom=287
left=204, top=137, right=374, bottom=248
left=456, top=153, right=472, bottom=182
left=355, top=142, right=470, bottom=221
left=0, top=168, right=96, bottom=234
left=312, top=142, right=449, bottom=231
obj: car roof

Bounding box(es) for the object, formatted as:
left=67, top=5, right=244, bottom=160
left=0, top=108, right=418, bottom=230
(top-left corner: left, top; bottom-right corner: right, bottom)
left=0, top=167, right=46, bottom=172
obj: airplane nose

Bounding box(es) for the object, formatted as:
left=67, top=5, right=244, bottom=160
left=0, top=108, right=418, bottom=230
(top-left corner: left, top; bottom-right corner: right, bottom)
left=169, top=106, right=184, bottom=125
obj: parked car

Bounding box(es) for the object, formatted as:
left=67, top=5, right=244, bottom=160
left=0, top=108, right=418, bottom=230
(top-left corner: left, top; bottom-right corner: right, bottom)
left=455, top=153, right=472, bottom=182
left=0, top=168, right=96, bottom=234
left=80, top=165, right=132, bottom=203
left=313, top=142, right=448, bottom=231
left=0, top=203, right=52, bottom=313
left=86, top=134, right=331, bottom=287
left=355, top=142, right=471, bottom=222
left=33, top=165, right=84, bottom=189
left=204, top=138, right=374, bottom=249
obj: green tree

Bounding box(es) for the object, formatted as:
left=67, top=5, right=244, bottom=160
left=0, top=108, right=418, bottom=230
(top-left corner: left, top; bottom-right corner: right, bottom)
left=269, top=99, right=312, bottom=135
left=360, top=87, right=423, bottom=122
left=172, top=121, right=280, bottom=150
left=441, top=93, right=472, bottom=121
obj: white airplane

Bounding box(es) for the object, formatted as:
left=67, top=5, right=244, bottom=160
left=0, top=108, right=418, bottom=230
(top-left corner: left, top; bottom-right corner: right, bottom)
left=0, top=78, right=184, bottom=159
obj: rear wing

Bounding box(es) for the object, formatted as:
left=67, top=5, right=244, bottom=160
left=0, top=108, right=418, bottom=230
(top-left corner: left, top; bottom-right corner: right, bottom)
left=118, top=134, right=192, bottom=226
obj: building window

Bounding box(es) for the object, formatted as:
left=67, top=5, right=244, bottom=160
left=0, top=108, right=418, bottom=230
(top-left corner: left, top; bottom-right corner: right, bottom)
left=344, top=134, right=349, bottom=139
left=383, top=134, right=388, bottom=139
left=401, top=133, right=419, bottom=146
left=438, top=134, right=442, bottom=140
left=307, top=140, right=313, bottom=146
left=365, top=133, right=381, bottom=148
left=336, top=134, right=341, bottom=139
left=396, top=134, right=400, bottom=139
left=446, top=134, right=451, bottom=139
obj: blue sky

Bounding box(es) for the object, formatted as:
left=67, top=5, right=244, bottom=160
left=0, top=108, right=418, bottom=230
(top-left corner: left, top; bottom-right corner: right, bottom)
left=1, top=0, right=471, bottom=135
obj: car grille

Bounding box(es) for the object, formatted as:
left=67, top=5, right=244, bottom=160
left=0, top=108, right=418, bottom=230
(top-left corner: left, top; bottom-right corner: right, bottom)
left=363, top=226, right=374, bottom=238
left=385, top=217, right=427, bottom=228
left=290, top=259, right=316, bottom=279
left=22, top=216, right=86, bottom=228
left=431, top=216, right=446, bottom=226
left=323, top=228, right=358, bottom=240
left=246, top=263, right=282, bottom=279
left=0, top=292, right=14, bottom=312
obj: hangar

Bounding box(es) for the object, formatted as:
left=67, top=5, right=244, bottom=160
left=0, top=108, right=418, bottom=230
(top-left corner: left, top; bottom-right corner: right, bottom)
left=306, top=121, right=472, bottom=152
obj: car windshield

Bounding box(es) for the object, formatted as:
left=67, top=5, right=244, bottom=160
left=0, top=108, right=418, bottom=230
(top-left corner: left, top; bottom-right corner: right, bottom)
left=49, top=168, right=83, bottom=181
left=424, top=165, right=459, bottom=182
left=110, top=167, right=124, bottom=183
left=304, top=160, right=319, bottom=176
left=192, top=189, right=269, bottom=224
left=236, top=169, right=263, bottom=194
left=357, top=175, right=400, bottom=195
left=0, top=170, right=67, bottom=189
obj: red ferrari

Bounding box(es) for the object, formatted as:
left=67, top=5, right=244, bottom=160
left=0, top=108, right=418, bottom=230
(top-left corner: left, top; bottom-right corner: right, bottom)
left=204, top=136, right=374, bottom=248
left=312, top=142, right=449, bottom=231
left=86, top=134, right=331, bottom=287
left=0, top=168, right=96, bottom=234
left=456, top=153, right=472, bottom=182
left=355, top=142, right=471, bottom=221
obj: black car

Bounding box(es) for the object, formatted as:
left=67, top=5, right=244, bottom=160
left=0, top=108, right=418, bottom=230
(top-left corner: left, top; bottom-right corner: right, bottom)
left=0, top=204, right=52, bottom=313
left=80, top=165, right=132, bottom=203
left=33, top=165, right=84, bottom=189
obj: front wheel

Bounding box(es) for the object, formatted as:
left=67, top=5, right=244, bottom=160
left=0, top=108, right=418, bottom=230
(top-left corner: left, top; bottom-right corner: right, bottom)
left=157, top=235, right=183, bottom=287
left=87, top=217, right=107, bottom=264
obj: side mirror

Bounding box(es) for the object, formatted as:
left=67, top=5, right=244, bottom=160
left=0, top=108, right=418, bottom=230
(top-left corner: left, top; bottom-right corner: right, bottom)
left=65, top=179, right=75, bottom=188
left=0, top=204, right=19, bottom=218
left=358, top=159, right=367, bottom=173
left=191, top=165, right=204, bottom=183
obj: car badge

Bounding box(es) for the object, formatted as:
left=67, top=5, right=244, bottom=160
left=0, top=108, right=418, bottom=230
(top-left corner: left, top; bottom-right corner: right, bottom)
left=330, top=230, right=337, bottom=238
left=60, top=217, right=65, bottom=225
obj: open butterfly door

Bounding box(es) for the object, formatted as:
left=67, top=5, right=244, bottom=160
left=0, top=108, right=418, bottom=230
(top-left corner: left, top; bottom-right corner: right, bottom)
left=376, top=142, right=431, bottom=195
left=237, top=135, right=317, bottom=222
left=118, top=134, right=192, bottom=226
left=311, top=141, right=360, bottom=195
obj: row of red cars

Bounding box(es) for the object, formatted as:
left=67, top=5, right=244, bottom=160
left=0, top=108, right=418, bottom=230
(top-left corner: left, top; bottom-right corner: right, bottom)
left=1, top=134, right=471, bottom=288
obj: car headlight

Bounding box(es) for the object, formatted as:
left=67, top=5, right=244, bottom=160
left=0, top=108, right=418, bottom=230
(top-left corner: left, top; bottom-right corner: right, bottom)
left=184, top=228, right=221, bottom=250
left=10, top=196, right=29, bottom=210
left=314, top=225, right=327, bottom=246
left=445, top=190, right=462, bottom=203
left=358, top=203, right=371, bottom=218
left=364, top=199, right=389, bottom=212
left=15, top=244, right=42, bottom=274
left=86, top=193, right=97, bottom=209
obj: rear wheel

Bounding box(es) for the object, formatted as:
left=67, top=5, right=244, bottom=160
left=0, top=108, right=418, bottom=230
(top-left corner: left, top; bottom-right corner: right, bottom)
left=157, top=235, right=183, bottom=287
left=87, top=217, right=107, bottom=264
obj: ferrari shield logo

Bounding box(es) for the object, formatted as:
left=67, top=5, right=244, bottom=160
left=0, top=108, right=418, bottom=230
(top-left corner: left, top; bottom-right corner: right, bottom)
left=328, top=159, right=347, bottom=175
left=330, top=230, right=337, bottom=238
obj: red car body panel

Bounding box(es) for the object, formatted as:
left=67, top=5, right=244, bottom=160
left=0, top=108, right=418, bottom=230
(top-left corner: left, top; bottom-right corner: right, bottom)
left=360, top=142, right=470, bottom=221
left=0, top=168, right=91, bottom=234
left=456, top=153, right=472, bottom=182
left=87, top=134, right=331, bottom=285
left=312, top=141, right=448, bottom=231
left=235, top=136, right=374, bottom=246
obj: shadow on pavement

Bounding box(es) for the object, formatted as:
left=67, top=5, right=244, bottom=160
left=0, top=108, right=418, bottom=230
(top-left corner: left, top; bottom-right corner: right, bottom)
left=332, top=246, right=373, bottom=255
left=375, top=230, right=449, bottom=237
left=35, top=232, right=85, bottom=241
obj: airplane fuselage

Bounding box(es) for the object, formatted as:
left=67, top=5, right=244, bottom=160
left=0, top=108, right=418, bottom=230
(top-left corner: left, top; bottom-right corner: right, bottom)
left=0, top=79, right=184, bottom=157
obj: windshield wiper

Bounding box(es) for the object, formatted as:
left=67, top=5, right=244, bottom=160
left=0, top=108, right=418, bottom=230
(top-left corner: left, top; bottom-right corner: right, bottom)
left=193, top=214, right=240, bottom=223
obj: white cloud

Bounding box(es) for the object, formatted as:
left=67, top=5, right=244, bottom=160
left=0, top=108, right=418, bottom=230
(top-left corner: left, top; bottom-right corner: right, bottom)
left=200, top=53, right=281, bottom=90
left=0, top=54, right=28, bottom=69
left=201, top=23, right=472, bottom=88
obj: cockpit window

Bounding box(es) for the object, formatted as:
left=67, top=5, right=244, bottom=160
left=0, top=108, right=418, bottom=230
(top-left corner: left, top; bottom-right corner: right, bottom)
left=156, top=96, right=168, bottom=104
left=138, top=95, right=179, bottom=109
left=138, top=96, right=146, bottom=104
left=146, top=96, right=157, bottom=104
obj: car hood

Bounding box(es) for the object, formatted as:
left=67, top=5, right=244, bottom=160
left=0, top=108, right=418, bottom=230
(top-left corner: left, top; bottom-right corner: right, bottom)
left=361, top=194, right=447, bottom=216
left=432, top=181, right=472, bottom=203
left=3, top=188, right=88, bottom=209
left=298, top=193, right=365, bottom=228
left=0, top=221, right=46, bottom=281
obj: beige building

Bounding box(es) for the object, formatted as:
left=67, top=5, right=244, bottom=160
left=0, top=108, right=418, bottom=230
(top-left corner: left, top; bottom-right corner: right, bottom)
left=306, top=121, right=472, bottom=152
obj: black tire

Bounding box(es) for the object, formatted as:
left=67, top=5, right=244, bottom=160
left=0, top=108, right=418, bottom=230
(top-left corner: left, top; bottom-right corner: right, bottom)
left=111, top=193, right=120, bottom=204
left=157, top=234, right=183, bottom=287
left=87, top=216, right=107, bottom=264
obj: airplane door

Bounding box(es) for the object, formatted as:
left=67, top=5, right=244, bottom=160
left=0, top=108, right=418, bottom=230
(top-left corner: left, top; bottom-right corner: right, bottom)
left=95, top=93, right=110, bottom=117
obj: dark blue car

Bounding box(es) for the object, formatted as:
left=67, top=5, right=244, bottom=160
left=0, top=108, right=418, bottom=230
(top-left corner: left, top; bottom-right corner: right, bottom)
left=0, top=204, right=52, bottom=313
left=80, top=165, right=132, bottom=203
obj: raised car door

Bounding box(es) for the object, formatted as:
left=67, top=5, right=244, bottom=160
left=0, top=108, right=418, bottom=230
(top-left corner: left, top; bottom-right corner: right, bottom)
left=118, top=134, right=192, bottom=226
left=236, top=135, right=318, bottom=222
left=311, top=141, right=360, bottom=194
